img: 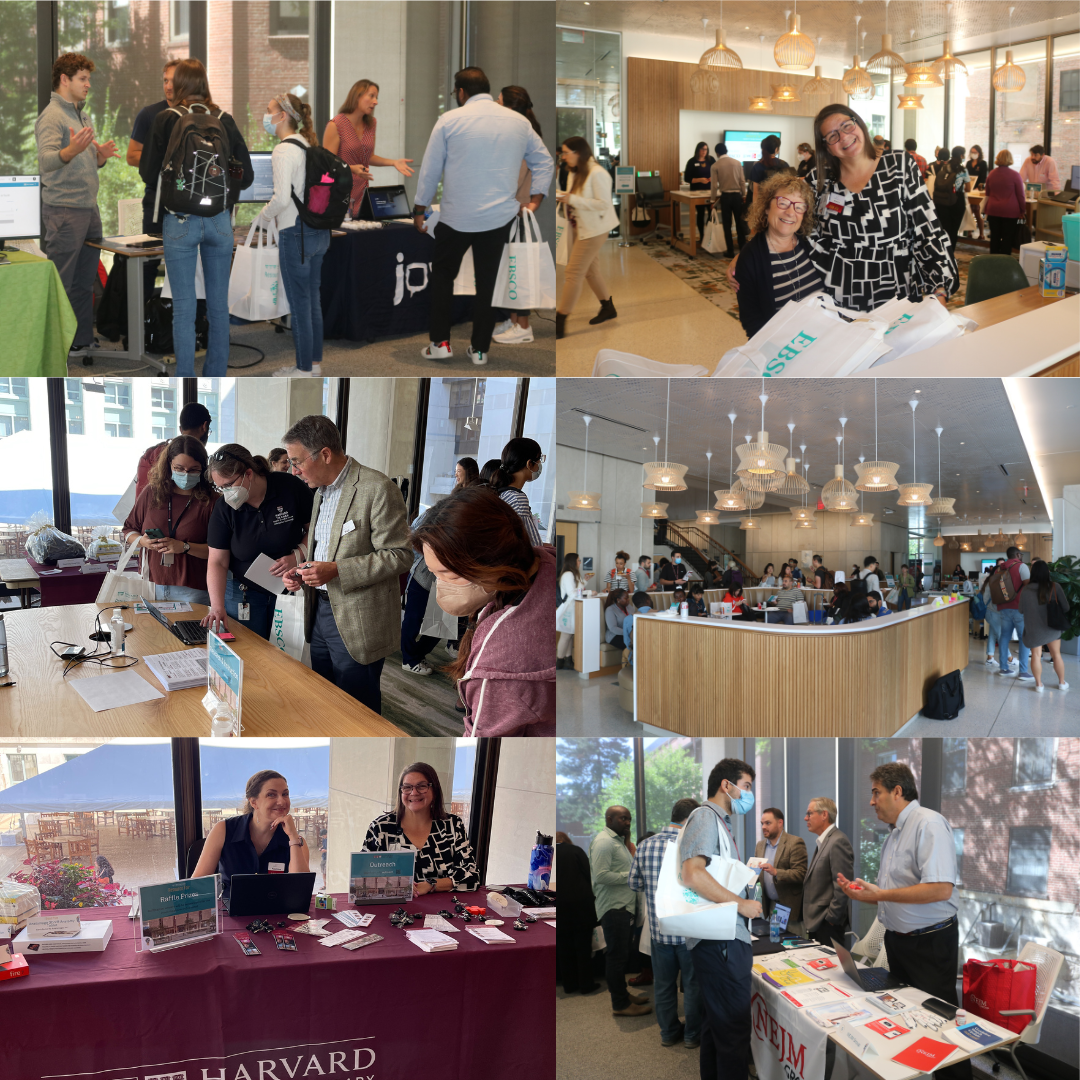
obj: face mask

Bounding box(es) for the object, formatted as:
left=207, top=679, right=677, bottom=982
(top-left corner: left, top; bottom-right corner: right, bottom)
left=172, top=470, right=199, bottom=490
left=436, top=578, right=495, bottom=617
left=529, top=462, right=543, bottom=481
left=725, top=782, right=755, bottom=816
left=674, top=557, right=681, bottom=564
left=263, top=112, right=280, bottom=136
left=222, top=476, right=250, bottom=509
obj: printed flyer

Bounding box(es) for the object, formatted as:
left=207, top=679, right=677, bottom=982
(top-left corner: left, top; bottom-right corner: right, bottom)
left=348, top=851, right=416, bottom=904
left=139, top=875, right=221, bottom=953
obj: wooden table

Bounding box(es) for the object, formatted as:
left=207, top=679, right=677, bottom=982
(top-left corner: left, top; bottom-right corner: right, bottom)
left=668, top=189, right=714, bottom=257
left=0, top=602, right=405, bottom=737
left=0, top=558, right=38, bottom=608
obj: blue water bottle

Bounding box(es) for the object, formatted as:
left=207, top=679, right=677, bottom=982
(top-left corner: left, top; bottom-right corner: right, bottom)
left=770, top=911, right=782, bottom=943
left=528, top=831, right=553, bottom=891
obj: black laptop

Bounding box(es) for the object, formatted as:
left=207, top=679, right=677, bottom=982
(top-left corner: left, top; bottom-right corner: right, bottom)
left=832, top=937, right=906, bottom=991
left=358, top=184, right=411, bottom=223
left=142, top=598, right=207, bottom=645
left=226, top=873, right=317, bottom=917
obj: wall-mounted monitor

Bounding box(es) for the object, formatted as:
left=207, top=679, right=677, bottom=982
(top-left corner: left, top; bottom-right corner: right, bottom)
left=722, top=130, right=781, bottom=164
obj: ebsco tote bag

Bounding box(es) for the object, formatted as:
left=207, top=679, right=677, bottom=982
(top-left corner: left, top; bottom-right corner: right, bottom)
left=95, top=536, right=156, bottom=605
left=871, top=296, right=977, bottom=359
left=492, top=208, right=557, bottom=310
left=271, top=593, right=311, bottom=668
left=556, top=596, right=576, bottom=634
left=228, top=218, right=290, bottom=321
left=701, top=209, right=725, bottom=254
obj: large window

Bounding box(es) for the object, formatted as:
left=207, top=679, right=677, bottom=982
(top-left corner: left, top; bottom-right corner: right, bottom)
left=556, top=738, right=636, bottom=848
left=996, top=38, right=1049, bottom=169
left=0, top=379, right=31, bottom=438
left=0, top=2, right=37, bottom=175
left=1006, top=826, right=1052, bottom=898
left=1014, top=738, right=1056, bottom=788
left=849, top=76, right=891, bottom=142
left=642, top=738, right=702, bottom=836
left=0, top=380, right=52, bottom=558
left=1053, top=34, right=1080, bottom=190
left=556, top=27, right=621, bottom=164
left=949, top=50, right=992, bottom=167
left=943, top=738, right=967, bottom=794
left=521, top=377, right=555, bottom=541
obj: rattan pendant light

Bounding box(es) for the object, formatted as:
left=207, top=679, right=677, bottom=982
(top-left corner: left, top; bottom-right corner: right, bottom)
left=775, top=426, right=811, bottom=498
left=732, top=478, right=766, bottom=510
left=643, top=380, right=688, bottom=491
left=1014, top=515, right=1027, bottom=549
left=690, top=18, right=721, bottom=95
left=698, top=2, right=742, bottom=72
left=714, top=413, right=747, bottom=512
left=904, top=29, right=944, bottom=89
left=927, top=426, right=956, bottom=518
left=641, top=436, right=669, bottom=520
left=567, top=414, right=601, bottom=509
left=749, top=35, right=774, bottom=112
left=932, top=4, right=968, bottom=80
left=850, top=458, right=875, bottom=526
left=842, top=16, right=875, bottom=100
left=993, top=7, right=1026, bottom=93
left=822, top=419, right=859, bottom=512
left=792, top=460, right=817, bottom=528
left=897, top=92, right=924, bottom=110
left=800, top=50, right=830, bottom=95
left=866, top=0, right=908, bottom=77
left=992, top=513, right=1009, bottom=548
left=855, top=380, right=900, bottom=491
left=740, top=509, right=761, bottom=531
left=771, top=83, right=802, bottom=104
left=696, top=452, right=722, bottom=525
left=775, top=5, right=814, bottom=71
left=896, top=399, right=934, bottom=506
left=736, top=385, right=787, bottom=490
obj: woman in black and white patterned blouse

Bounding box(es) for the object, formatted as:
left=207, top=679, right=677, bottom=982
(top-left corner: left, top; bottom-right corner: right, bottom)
left=803, top=105, right=957, bottom=312
left=363, top=761, right=480, bottom=893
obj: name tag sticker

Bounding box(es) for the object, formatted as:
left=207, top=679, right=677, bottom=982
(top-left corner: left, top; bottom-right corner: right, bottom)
left=342, top=520, right=357, bottom=535
left=825, top=193, right=846, bottom=215
left=268, top=862, right=286, bottom=874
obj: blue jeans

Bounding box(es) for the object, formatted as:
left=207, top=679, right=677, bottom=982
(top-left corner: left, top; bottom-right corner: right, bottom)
left=278, top=222, right=330, bottom=371
left=898, top=587, right=913, bottom=611
left=162, top=209, right=233, bottom=376
left=997, top=607, right=1030, bottom=675
left=400, top=575, right=440, bottom=668
left=985, top=606, right=1002, bottom=653
left=310, top=591, right=385, bottom=714
left=652, top=940, right=702, bottom=1044
left=154, top=582, right=211, bottom=607
left=225, top=576, right=277, bottom=640
left=692, top=938, right=753, bottom=1080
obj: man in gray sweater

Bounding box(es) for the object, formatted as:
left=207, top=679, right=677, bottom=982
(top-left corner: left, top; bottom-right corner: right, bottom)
left=35, top=53, right=119, bottom=356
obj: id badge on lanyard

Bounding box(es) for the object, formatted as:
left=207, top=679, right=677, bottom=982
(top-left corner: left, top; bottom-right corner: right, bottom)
left=825, top=189, right=851, bottom=216
left=163, top=496, right=192, bottom=567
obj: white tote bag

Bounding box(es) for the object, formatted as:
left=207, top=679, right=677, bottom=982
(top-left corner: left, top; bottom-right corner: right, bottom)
left=871, top=295, right=977, bottom=359
left=271, top=593, right=311, bottom=667
left=556, top=596, right=576, bottom=634
left=419, top=580, right=459, bottom=640
left=453, top=246, right=476, bottom=296
left=228, top=218, right=290, bottom=321
left=791, top=600, right=809, bottom=625
left=593, top=349, right=710, bottom=378
left=555, top=206, right=573, bottom=266
left=654, top=825, right=754, bottom=940
left=95, top=536, right=156, bottom=605
left=161, top=251, right=206, bottom=300
left=701, top=209, right=725, bottom=254
left=492, top=208, right=557, bottom=310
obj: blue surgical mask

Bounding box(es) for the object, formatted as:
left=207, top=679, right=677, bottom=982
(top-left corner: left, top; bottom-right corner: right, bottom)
left=172, top=470, right=199, bottom=490
left=263, top=112, right=279, bottom=136
left=726, top=782, right=755, bottom=816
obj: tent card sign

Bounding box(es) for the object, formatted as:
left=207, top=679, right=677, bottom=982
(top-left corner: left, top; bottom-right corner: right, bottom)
left=138, top=875, right=221, bottom=953
left=348, top=851, right=416, bottom=905
left=203, top=631, right=243, bottom=734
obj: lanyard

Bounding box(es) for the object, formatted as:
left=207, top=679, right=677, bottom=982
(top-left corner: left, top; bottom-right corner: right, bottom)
left=167, top=495, right=193, bottom=540
left=705, top=802, right=740, bottom=862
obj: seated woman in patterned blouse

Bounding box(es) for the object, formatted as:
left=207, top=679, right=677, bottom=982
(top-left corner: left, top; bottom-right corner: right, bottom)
left=363, top=762, right=480, bottom=894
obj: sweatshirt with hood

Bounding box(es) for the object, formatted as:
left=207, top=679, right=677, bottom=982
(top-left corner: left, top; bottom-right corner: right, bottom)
left=459, top=545, right=556, bottom=736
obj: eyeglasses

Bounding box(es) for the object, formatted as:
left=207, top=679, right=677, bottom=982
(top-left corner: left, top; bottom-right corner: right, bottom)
left=400, top=783, right=433, bottom=795
left=774, top=196, right=808, bottom=214
left=287, top=450, right=324, bottom=469
left=823, top=119, right=859, bottom=147
left=212, top=474, right=246, bottom=495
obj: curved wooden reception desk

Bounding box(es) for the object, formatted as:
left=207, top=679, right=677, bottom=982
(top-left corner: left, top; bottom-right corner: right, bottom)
left=633, top=599, right=971, bottom=736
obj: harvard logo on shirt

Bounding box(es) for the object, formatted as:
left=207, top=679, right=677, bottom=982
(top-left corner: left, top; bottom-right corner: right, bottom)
left=272, top=506, right=294, bottom=525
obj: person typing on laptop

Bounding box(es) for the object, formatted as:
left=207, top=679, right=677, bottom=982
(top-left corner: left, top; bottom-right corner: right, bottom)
left=838, top=761, right=970, bottom=1080
left=192, top=770, right=309, bottom=904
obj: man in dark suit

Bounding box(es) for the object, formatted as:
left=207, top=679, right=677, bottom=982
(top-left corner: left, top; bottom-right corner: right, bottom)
left=753, top=807, right=808, bottom=934
left=801, top=796, right=854, bottom=948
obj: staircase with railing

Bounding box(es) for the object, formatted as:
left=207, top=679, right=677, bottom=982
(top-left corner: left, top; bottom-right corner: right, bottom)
left=655, top=521, right=759, bottom=585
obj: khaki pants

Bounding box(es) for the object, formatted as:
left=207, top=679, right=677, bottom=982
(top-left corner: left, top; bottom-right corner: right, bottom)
left=557, top=631, right=574, bottom=658
left=557, top=231, right=608, bottom=315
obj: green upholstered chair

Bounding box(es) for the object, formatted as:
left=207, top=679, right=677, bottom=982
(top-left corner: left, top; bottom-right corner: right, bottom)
left=964, top=254, right=1032, bottom=304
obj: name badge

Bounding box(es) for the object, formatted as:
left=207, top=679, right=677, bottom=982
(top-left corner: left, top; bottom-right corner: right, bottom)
left=238, top=603, right=250, bottom=621
left=267, top=862, right=286, bottom=874
left=342, top=520, right=357, bottom=535
left=825, top=191, right=847, bottom=215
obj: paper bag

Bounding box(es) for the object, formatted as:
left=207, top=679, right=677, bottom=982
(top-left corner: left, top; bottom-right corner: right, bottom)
left=270, top=593, right=311, bottom=667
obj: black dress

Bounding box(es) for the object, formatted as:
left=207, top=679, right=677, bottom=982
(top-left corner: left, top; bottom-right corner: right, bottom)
left=684, top=155, right=715, bottom=238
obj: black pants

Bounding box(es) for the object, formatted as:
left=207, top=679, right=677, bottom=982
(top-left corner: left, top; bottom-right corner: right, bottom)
left=988, top=215, right=1020, bottom=255
left=599, top=907, right=634, bottom=1010
left=693, top=938, right=753, bottom=1080
left=608, top=634, right=625, bottom=650
left=718, top=191, right=749, bottom=255
left=810, top=919, right=849, bottom=949
left=695, top=202, right=709, bottom=241
left=309, top=591, right=386, bottom=714
left=557, top=920, right=598, bottom=994
left=884, top=923, right=972, bottom=1080
left=936, top=200, right=965, bottom=254
left=429, top=217, right=515, bottom=352
left=142, top=208, right=162, bottom=305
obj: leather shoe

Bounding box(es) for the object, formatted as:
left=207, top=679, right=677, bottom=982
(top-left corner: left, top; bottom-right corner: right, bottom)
left=628, top=990, right=649, bottom=1004
left=613, top=1002, right=652, bottom=1016
left=661, top=1024, right=686, bottom=1047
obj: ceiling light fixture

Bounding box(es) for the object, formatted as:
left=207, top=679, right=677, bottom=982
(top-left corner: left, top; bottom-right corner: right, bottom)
left=855, top=379, right=900, bottom=491
left=933, top=3, right=968, bottom=80
left=822, top=418, right=858, bottom=512
left=696, top=452, right=722, bottom=525
left=691, top=18, right=722, bottom=95
left=927, top=426, right=957, bottom=517
left=897, top=399, right=934, bottom=506
left=992, top=6, right=1026, bottom=92
left=775, top=4, right=814, bottom=70
left=904, top=28, right=944, bottom=89
left=643, top=379, right=688, bottom=491
left=866, top=0, right=907, bottom=77
left=641, top=435, right=669, bottom=519
left=736, top=383, right=787, bottom=489
left=842, top=15, right=875, bottom=100
left=714, top=412, right=748, bottom=512
left=749, top=34, right=774, bottom=112
left=567, top=414, right=601, bottom=509
left=776, top=424, right=811, bottom=497
left=800, top=49, right=831, bottom=95
left=793, top=459, right=817, bottom=528
left=697, top=1, right=742, bottom=71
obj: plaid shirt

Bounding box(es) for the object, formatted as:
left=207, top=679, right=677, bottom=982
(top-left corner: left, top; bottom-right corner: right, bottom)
left=311, top=458, right=351, bottom=592
left=628, top=824, right=684, bottom=946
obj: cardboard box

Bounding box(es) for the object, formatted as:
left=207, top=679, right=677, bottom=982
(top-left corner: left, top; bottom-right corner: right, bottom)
left=13, top=918, right=112, bottom=954
left=0, top=953, right=29, bottom=981
left=1040, top=244, right=1068, bottom=297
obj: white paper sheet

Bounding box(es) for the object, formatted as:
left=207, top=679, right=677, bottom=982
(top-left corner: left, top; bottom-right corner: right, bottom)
left=143, top=649, right=208, bottom=691
left=465, top=926, right=516, bottom=943
left=243, top=552, right=289, bottom=596
left=70, top=670, right=164, bottom=712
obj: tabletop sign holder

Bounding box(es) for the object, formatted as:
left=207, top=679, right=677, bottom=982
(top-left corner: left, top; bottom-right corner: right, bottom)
left=348, top=851, right=416, bottom=905
left=137, top=875, right=221, bottom=953
left=202, top=630, right=244, bottom=736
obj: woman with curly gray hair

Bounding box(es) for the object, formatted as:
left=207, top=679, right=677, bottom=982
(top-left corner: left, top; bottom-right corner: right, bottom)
left=732, top=171, right=824, bottom=337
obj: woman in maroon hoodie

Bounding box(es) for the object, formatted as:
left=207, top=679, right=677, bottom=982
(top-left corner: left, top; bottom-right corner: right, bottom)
left=984, top=149, right=1026, bottom=255
left=410, top=487, right=555, bottom=736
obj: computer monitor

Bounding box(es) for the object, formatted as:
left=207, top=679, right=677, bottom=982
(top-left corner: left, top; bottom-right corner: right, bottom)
left=237, top=153, right=274, bottom=203
left=360, top=185, right=411, bottom=221
left=1071, top=165, right=1079, bottom=191
left=0, top=175, right=41, bottom=244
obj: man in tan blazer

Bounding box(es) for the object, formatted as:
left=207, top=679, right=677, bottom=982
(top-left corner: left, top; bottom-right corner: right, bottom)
left=754, top=808, right=808, bottom=933
left=282, top=415, right=412, bottom=715
left=801, top=796, right=855, bottom=948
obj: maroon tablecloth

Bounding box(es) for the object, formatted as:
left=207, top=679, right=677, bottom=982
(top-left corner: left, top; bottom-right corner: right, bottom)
left=25, top=554, right=138, bottom=608
left=2, top=890, right=554, bottom=1080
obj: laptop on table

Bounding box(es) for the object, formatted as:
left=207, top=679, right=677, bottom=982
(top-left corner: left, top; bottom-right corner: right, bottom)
left=142, top=598, right=208, bottom=645
left=831, top=937, right=906, bottom=991
left=225, top=873, right=317, bottom=917
left=358, top=185, right=412, bottom=224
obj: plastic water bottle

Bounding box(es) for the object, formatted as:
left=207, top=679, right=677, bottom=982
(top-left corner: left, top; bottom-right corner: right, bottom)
left=110, top=608, right=126, bottom=658
left=210, top=704, right=234, bottom=738
left=528, top=831, right=553, bottom=891
left=770, top=911, right=782, bottom=943
left=0, top=613, right=8, bottom=678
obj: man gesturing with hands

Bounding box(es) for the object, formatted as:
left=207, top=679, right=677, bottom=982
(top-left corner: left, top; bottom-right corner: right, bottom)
left=35, top=53, right=119, bottom=357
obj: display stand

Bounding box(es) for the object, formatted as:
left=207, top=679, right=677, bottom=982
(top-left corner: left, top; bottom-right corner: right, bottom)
left=136, top=875, right=221, bottom=953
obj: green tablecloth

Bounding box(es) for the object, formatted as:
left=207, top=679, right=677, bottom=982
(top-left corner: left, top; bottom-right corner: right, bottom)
left=0, top=250, right=77, bottom=375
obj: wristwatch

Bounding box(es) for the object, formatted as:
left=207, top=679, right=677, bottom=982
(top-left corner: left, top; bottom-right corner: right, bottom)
left=289, top=835, right=305, bottom=847
left=182, top=542, right=191, bottom=554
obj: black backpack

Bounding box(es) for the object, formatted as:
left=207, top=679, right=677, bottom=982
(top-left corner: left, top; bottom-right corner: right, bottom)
left=933, top=163, right=959, bottom=206
left=278, top=134, right=351, bottom=260
left=144, top=289, right=208, bottom=354
left=156, top=104, right=240, bottom=221
left=923, top=669, right=965, bottom=720
left=849, top=575, right=869, bottom=598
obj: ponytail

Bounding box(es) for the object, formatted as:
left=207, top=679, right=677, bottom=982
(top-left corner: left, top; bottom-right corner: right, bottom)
left=281, top=92, right=318, bottom=146
left=493, top=437, right=542, bottom=490
left=500, top=85, right=542, bottom=137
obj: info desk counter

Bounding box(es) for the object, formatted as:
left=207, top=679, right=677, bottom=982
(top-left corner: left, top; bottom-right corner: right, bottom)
left=633, top=598, right=970, bottom=736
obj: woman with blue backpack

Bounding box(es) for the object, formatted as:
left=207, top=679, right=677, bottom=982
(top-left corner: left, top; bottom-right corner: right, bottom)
left=139, top=59, right=253, bottom=376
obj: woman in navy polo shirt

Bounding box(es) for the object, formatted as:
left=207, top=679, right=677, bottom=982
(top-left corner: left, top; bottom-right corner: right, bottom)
left=192, top=770, right=310, bottom=903
left=202, top=444, right=315, bottom=640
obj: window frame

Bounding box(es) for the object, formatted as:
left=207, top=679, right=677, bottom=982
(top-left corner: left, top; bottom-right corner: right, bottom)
left=269, top=0, right=310, bottom=38
left=1011, top=738, right=1057, bottom=792
left=1005, top=825, right=1052, bottom=899
left=170, top=0, right=190, bottom=44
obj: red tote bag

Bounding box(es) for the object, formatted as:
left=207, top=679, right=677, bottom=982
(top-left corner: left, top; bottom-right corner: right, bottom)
left=962, top=958, right=1038, bottom=1033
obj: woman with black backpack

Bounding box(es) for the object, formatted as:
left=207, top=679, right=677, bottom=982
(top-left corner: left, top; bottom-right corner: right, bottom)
left=1019, top=561, right=1071, bottom=693
left=259, top=92, right=330, bottom=378
left=931, top=146, right=969, bottom=255
left=139, top=59, right=253, bottom=377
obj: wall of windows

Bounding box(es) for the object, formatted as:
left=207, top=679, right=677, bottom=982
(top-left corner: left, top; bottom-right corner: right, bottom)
left=949, top=50, right=992, bottom=164
left=0, top=1, right=37, bottom=175
left=1052, top=33, right=1080, bottom=187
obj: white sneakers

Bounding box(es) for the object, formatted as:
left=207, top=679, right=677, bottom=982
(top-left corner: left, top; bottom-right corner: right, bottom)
left=492, top=323, right=534, bottom=344
left=492, top=319, right=513, bottom=337
left=467, top=346, right=487, bottom=366
left=402, top=662, right=432, bottom=676
left=422, top=340, right=453, bottom=361
left=273, top=366, right=312, bottom=377
left=1060, top=682, right=1071, bottom=691
left=445, top=644, right=458, bottom=658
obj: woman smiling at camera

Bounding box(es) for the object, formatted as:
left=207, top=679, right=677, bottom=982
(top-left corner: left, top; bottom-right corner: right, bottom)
left=192, top=770, right=309, bottom=902
left=733, top=172, right=825, bottom=338
left=363, top=762, right=479, bottom=893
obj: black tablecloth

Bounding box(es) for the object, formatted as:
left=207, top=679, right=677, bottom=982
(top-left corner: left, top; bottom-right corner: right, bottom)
left=322, top=226, right=474, bottom=343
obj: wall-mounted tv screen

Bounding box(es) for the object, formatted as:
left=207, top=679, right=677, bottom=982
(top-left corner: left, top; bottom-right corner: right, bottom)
left=723, top=130, right=781, bottom=164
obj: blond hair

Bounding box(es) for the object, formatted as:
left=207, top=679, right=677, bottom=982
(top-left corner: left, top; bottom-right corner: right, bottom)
left=995, top=148, right=1013, bottom=167
left=747, top=171, right=815, bottom=238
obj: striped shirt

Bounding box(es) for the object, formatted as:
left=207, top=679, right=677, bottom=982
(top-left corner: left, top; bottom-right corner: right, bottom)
left=311, top=458, right=351, bottom=592
left=776, top=586, right=806, bottom=611
left=628, top=825, right=685, bottom=945
left=770, top=242, right=823, bottom=306
left=499, top=488, right=542, bottom=546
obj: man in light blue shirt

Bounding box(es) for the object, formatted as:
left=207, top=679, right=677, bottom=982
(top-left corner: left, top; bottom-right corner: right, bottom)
left=412, top=67, right=554, bottom=367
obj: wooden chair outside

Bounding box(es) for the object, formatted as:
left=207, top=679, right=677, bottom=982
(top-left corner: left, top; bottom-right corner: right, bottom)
left=37, top=820, right=63, bottom=839
left=94, top=811, right=115, bottom=827
left=81, top=829, right=100, bottom=854
left=68, top=838, right=92, bottom=863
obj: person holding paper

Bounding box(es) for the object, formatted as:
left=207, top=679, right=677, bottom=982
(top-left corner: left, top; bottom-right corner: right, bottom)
left=678, top=757, right=761, bottom=1080
left=838, top=762, right=970, bottom=1080
left=362, top=762, right=479, bottom=893
left=279, top=415, right=412, bottom=715
left=801, top=797, right=853, bottom=948
left=203, top=444, right=314, bottom=640
left=753, top=807, right=807, bottom=934
left=122, top=435, right=217, bottom=606
left=192, top=770, right=309, bottom=903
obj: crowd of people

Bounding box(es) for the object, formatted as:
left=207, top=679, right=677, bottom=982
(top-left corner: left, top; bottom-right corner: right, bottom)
left=121, top=404, right=554, bottom=732
left=36, top=54, right=554, bottom=370
left=557, top=757, right=969, bottom=1080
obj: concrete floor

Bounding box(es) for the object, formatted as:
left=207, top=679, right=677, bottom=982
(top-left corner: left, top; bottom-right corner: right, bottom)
left=556, top=637, right=1080, bottom=737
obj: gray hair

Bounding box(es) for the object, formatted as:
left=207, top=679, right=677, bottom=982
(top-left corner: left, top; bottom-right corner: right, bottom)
left=282, top=414, right=343, bottom=457
left=810, top=796, right=837, bottom=824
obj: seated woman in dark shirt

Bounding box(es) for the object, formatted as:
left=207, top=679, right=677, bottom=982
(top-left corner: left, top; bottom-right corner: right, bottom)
left=733, top=172, right=825, bottom=338
left=363, top=762, right=480, bottom=893
left=686, top=583, right=708, bottom=617
left=192, top=769, right=310, bottom=902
